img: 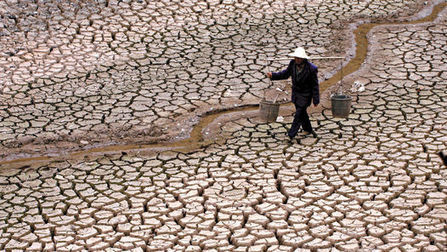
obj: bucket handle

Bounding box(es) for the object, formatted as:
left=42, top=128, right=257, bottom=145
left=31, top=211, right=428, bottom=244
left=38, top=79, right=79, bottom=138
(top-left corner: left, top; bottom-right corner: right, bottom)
left=336, top=58, right=344, bottom=95
left=264, top=59, right=276, bottom=102
left=264, top=58, right=288, bottom=102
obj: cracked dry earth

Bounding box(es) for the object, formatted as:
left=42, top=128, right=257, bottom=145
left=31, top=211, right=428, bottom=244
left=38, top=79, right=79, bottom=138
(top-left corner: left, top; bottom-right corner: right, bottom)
left=0, top=0, right=429, bottom=157
left=1, top=0, right=447, bottom=251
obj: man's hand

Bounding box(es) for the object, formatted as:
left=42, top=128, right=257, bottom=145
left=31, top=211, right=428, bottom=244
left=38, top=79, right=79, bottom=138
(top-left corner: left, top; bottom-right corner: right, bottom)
left=266, top=72, right=272, bottom=78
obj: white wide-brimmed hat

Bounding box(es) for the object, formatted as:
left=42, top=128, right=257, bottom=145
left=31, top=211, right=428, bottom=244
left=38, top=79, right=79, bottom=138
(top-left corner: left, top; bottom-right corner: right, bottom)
left=288, top=47, right=309, bottom=59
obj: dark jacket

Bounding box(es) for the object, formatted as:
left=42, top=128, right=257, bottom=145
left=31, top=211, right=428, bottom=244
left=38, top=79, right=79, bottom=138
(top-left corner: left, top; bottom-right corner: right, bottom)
left=271, top=60, right=319, bottom=107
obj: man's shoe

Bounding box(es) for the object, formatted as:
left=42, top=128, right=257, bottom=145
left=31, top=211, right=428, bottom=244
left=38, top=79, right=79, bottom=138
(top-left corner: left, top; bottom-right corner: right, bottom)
left=287, top=134, right=295, bottom=143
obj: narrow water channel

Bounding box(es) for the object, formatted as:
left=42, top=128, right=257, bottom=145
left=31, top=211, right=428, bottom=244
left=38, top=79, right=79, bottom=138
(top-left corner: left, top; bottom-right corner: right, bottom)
left=1, top=2, right=446, bottom=168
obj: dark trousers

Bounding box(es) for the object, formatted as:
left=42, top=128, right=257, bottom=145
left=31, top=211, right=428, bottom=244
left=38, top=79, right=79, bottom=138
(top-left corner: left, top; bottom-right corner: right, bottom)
left=288, top=103, right=312, bottom=138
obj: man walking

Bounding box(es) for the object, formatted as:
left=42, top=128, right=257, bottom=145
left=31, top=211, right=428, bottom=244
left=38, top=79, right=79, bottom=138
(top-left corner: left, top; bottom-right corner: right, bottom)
left=266, top=47, right=319, bottom=141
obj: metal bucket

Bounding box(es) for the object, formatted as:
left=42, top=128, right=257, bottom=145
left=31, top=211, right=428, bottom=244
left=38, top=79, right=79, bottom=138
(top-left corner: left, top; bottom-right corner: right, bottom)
left=331, top=94, right=352, bottom=118
left=259, top=99, right=280, bottom=122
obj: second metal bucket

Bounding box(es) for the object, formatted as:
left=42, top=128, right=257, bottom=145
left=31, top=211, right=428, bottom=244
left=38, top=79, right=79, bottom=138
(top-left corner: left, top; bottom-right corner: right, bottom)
left=331, top=94, right=352, bottom=118
left=259, top=99, right=280, bottom=122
